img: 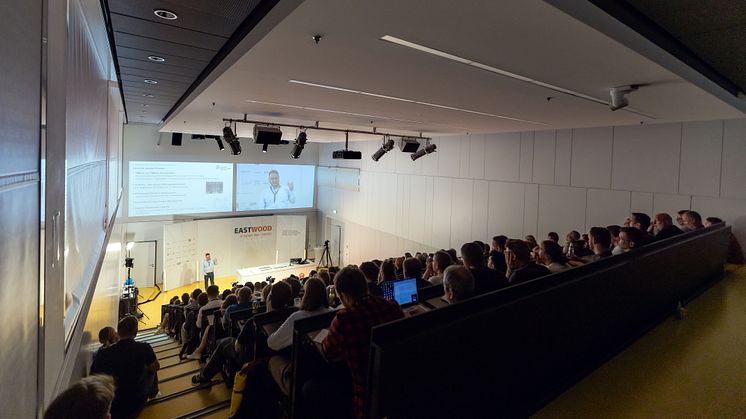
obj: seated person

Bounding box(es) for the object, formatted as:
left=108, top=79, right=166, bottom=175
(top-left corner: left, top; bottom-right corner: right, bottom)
left=191, top=281, right=293, bottom=388
left=587, top=227, right=613, bottom=262
left=268, top=278, right=334, bottom=396
left=618, top=226, right=650, bottom=252
left=377, top=259, right=397, bottom=283
left=223, top=287, right=254, bottom=330
left=359, top=261, right=383, bottom=296
left=44, top=374, right=115, bottom=419
left=537, top=240, right=570, bottom=272
left=91, top=316, right=160, bottom=418
left=489, top=235, right=508, bottom=276
left=181, top=292, right=190, bottom=305
left=682, top=210, right=704, bottom=231
left=442, top=265, right=475, bottom=303
left=505, top=239, right=551, bottom=285
left=283, top=277, right=302, bottom=302
left=402, top=257, right=431, bottom=288
left=188, top=285, right=223, bottom=359
left=461, top=242, right=507, bottom=294
left=322, top=267, right=404, bottom=419
left=563, top=230, right=581, bottom=254
left=97, top=326, right=118, bottom=349
left=428, top=250, right=453, bottom=286
left=180, top=293, right=208, bottom=359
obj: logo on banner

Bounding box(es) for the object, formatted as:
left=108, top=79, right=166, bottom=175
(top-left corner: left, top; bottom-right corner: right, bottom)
left=234, top=225, right=273, bottom=238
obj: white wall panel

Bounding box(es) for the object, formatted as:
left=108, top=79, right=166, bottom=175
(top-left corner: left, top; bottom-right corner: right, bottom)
left=468, top=134, right=486, bottom=179
left=586, top=189, right=631, bottom=229
left=408, top=175, right=427, bottom=244
left=459, top=136, right=471, bottom=179
left=721, top=119, right=746, bottom=199
left=422, top=177, right=435, bottom=246
left=394, top=175, right=411, bottom=240
left=630, top=191, right=654, bottom=215
left=533, top=130, right=556, bottom=185
left=523, top=184, right=539, bottom=237
left=431, top=177, right=453, bottom=249
left=471, top=180, right=489, bottom=242
left=555, top=129, right=572, bottom=186
left=487, top=181, right=525, bottom=238
left=692, top=195, right=746, bottom=246
left=680, top=120, right=723, bottom=197
left=437, top=135, right=461, bottom=178
left=538, top=185, right=587, bottom=239
left=484, top=132, right=521, bottom=181
left=571, top=127, right=613, bottom=188
left=450, top=178, right=474, bottom=248
left=653, top=193, right=691, bottom=217
left=520, top=131, right=535, bottom=182
left=612, top=123, right=681, bottom=193
left=414, top=137, right=440, bottom=177
left=393, top=141, right=415, bottom=175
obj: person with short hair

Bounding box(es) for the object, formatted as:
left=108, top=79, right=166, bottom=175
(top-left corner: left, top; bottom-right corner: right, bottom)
left=627, top=213, right=652, bottom=233
left=682, top=210, right=704, bottom=231
left=223, top=287, right=253, bottom=329
left=188, top=285, right=223, bottom=359
left=283, top=277, right=302, bottom=300
left=619, top=226, right=649, bottom=251
left=428, top=250, right=453, bottom=286
left=705, top=217, right=745, bottom=264
left=442, top=265, right=475, bottom=303
left=44, top=374, right=116, bottom=419
left=262, top=169, right=295, bottom=209
left=652, top=213, right=684, bottom=241
left=563, top=230, right=581, bottom=255
left=91, top=316, right=160, bottom=418
left=505, top=239, right=551, bottom=285
left=446, top=248, right=460, bottom=265
left=359, top=261, right=383, bottom=296
left=489, top=235, right=508, bottom=275
left=538, top=240, right=570, bottom=272
left=202, top=253, right=217, bottom=289
left=402, top=257, right=431, bottom=288
left=98, top=326, right=118, bottom=349
left=462, top=242, right=507, bottom=294
left=377, top=259, right=397, bottom=283
left=676, top=210, right=688, bottom=230
left=180, top=292, right=190, bottom=305
left=547, top=232, right=560, bottom=243
left=322, top=267, right=404, bottom=419
left=607, top=225, right=623, bottom=255
left=588, top=227, right=613, bottom=261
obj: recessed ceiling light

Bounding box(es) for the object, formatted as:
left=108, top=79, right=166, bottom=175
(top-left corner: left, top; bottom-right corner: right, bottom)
left=153, top=9, right=177, bottom=20
left=141, top=104, right=149, bottom=107
left=379, top=35, right=654, bottom=119
left=245, top=99, right=424, bottom=124
left=147, top=55, right=166, bottom=62
left=141, top=110, right=148, bottom=113
left=142, top=94, right=155, bottom=98
left=288, top=80, right=546, bottom=125
left=143, top=79, right=158, bottom=84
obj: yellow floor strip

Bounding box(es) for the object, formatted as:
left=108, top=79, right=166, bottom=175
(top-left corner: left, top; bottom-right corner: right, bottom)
left=198, top=406, right=230, bottom=419
left=159, top=355, right=190, bottom=369
left=156, top=347, right=181, bottom=360
left=138, top=384, right=231, bottom=419
left=154, top=342, right=181, bottom=353
left=155, top=373, right=222, bottom=398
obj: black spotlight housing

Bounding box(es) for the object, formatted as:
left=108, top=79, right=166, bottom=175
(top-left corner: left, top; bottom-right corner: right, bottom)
left=372, top=137, right=395, bottom=161
left=223, top=126, right=241, bottom=155
left=291, top=131, right=308, bottom=159
left=411, top=142, right=437, bottom=161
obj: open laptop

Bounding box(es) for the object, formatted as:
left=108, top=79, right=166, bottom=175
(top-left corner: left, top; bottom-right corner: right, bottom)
left=380, top=277, right=419, bottom=308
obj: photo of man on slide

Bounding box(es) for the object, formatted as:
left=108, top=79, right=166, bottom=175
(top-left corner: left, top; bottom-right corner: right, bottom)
left=262, top=169, right=296, bottom=209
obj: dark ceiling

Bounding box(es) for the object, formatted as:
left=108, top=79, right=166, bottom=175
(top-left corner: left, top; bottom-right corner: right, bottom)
left=104, top=0, right=265, bottom=124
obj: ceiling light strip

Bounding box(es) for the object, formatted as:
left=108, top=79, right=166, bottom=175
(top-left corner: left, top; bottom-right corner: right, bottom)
left=288, top=80, right=546, bottom=125
left=380, top=35, right=655, bottom=119
left=245, top=99, right=424, bottom=124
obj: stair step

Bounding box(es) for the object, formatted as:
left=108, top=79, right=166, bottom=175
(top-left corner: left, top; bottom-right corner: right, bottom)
left=157, top=347, right=182, bottom=360
left=156, top=373, right=223, bottom=399
left=138, top=384, right=231, bottom=419
left=159, top=360, right=200, bottom=382
left=192, top=404, right=230, bottom=419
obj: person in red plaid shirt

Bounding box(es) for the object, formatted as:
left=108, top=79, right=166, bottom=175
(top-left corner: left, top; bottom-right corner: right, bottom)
left=322, top=266, right=404, bottom=419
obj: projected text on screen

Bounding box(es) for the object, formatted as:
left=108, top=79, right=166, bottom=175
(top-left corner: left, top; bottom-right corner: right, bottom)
left=128, top=161, right=233, bottom=217
left=236, top=164, right=315, bottom=211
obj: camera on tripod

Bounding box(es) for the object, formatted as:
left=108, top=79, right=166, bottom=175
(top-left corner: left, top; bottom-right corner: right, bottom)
left=125, top=257, right=134, bottom=268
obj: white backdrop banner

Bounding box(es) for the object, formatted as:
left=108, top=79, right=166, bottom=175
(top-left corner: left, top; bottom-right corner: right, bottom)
left=276, top=215, right=307, bottom=262
left=163, top=222, right=198, bottom=290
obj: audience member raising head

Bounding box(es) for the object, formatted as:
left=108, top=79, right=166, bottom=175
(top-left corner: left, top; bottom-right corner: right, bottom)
left=652, top=213, right=684, bottom=241
left=676, top=210, right=688, bottom=229
left=547, top=232, right=560, bottom=243
left=428, top=250, right=453, bottom=286
left=619, top=226, right=649, bottom=252
left=538, top=240, right=569, bottom=273
left=462, top=242, right=506, bottom=294
left=442, top=265, right=475, bottom=304
left=682, top=210, right=703, bottom=231
left=607, top=225, right=623, bottom=255
left=359, top=260, right=384, bottom=296
left=489, top=235, right=508, bottom=275
left=505, top=239, right=551, bottom=285
left=44, top=374, right=115, bottom=419
left=378, top=259, right=397, bottom=283
left=628, top=213, right=652, bottom=233
left=588, top=227, right=613, bottom=261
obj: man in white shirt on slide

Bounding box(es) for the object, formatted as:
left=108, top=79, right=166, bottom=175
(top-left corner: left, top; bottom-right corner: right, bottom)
left=261, top=169, right=295, bottom=209
left=202, top=253, right=217, bottom=289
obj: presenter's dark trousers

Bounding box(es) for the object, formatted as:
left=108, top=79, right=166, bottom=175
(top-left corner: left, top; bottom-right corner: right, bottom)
left=204, top=272, right=214, bottom=289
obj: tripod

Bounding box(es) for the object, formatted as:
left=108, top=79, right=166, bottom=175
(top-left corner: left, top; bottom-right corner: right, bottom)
left=317, top=240, right=336, bottom=269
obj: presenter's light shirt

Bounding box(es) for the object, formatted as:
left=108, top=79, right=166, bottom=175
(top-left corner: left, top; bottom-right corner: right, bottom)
left=262, top=185, right=296, bottom=209
left=202, top=259, right=216, bottom=275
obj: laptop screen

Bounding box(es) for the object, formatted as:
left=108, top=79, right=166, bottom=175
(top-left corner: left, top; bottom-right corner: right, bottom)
left=381, top=277, right=418, bottom=306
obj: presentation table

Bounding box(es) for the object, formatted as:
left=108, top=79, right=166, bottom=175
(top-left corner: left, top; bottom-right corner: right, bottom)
left=236, top=263, right=314, bottom=283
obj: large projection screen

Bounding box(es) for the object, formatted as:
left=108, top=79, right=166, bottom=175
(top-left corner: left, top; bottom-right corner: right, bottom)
left=236, top=164, right=315, bottom=211
left=128, top=161, right=233, bottom=217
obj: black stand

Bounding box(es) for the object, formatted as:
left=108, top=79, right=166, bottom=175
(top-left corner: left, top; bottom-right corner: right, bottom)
left=317, top=240, right=336, bottom=269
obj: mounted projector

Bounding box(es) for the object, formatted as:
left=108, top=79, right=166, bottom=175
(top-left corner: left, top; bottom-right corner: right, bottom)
left=332, top=149, right=362, bottom=160
left=253, top=125, right=284, bottom=144
left=399, top=137, right=421, bottom=153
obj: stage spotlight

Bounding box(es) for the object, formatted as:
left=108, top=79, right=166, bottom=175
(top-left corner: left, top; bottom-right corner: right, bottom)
left=262, top=144, right=269, bottom=153
left=290, top=131, right=307, bottom=159
left=372, top=137, right=395, bottom=161
left=216, top=137, right=225, bottom=151
left=411, top=142, right=436, bottom=161
left=223, top=126, right=241, bottom=155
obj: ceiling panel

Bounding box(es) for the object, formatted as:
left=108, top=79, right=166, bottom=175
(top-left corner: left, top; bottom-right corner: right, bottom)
left=105, top=0, right=269, bottom=123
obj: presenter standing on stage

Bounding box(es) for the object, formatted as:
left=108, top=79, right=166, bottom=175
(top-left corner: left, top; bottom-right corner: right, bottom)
left=202, top=253, right=217, bottom=289
left=262, top=169, right=295, bottom=209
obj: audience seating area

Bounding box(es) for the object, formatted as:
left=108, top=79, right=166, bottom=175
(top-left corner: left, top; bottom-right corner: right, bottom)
left=53, top=213, right=741, bottom=419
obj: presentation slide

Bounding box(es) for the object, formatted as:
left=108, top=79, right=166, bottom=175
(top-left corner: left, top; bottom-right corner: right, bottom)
left=128, top=161, right=233, bottom=217
left=236, top=164, right=315, bottom=211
